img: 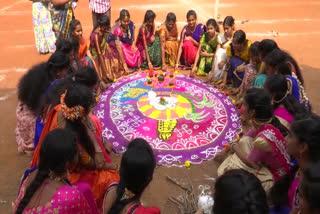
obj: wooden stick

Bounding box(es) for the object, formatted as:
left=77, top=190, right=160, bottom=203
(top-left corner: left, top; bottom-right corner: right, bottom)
left=168, top=197, right=182, bottom=206
left=166, top=175, right=191, bottom=192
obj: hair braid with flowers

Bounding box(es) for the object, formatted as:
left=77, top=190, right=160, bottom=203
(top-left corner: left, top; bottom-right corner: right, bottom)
left=63, top=84, right=96, bottom=159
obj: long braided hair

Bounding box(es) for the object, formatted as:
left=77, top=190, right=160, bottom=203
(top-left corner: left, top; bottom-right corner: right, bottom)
left=265, top=74, right=308, bottom=120
left=63, top=84, right=96, bottom=159
left=244, top=88, right=288, bottom=137
left=15, top=129, right=78, bottom=214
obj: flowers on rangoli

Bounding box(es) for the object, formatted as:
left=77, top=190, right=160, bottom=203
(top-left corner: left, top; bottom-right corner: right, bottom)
left=159, top=97, right=168, bottom=105
left=185, top=160, right=191, bottom=169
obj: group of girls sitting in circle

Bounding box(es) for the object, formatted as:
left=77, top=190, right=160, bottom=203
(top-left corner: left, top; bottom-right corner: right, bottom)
left=13, top=115, right=320, bottom=214
left=13, top=7, right=320, bottom=214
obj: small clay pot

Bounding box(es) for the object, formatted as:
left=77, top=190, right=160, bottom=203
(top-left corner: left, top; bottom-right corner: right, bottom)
left=158, top=75, right=165, bottom=82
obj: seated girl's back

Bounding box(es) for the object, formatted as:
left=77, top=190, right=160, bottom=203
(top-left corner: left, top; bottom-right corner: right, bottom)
left=14, top=129, right=99, bottom=214
left=106, top=138, right=160, bottom=214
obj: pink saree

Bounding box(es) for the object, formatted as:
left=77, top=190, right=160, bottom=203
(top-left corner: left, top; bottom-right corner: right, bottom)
left=31, top=106, right=119, bottom=209
left=218, top=124, right=290, bottom=191
left=248, top=124, right=290, bottom=181
left=111, top=21, right=141, bottom=68
left=274, top=107, right=294, bottom=130
left=136, top=24, right=154, bottom=62
left=13, top=179, right=98, bottom=214
left=180, top=23, right=206, bottom=66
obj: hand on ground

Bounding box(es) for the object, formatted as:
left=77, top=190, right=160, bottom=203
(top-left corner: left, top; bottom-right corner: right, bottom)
left=230, top=88, right=240, bottom=95
left=148, top=63, right=153, bottom=70
left=218, top=82, right=226, bottom=89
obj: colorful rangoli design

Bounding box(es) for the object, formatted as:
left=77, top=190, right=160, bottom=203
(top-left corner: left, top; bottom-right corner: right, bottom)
left=94, top=72, right=241, bottom=166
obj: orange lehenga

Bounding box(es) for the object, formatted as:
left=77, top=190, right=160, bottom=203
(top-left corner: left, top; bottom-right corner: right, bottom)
left=157, top=23, right=179, bottom=68
left=31, top=105, right=119, bottom=208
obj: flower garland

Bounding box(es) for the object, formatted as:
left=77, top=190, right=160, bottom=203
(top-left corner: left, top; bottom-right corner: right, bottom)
left=60, top=92, right=85, bottom=121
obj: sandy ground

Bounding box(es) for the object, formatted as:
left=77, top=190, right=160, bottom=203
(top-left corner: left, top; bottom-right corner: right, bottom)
left=1, top=0, right=320, bottom=213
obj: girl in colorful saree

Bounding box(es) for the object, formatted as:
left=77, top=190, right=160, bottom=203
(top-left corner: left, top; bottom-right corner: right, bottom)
left=210, top=16, right=235, bottom=82
left=14, top=129, right=99, bottom=214
left=89, top=15, right=126, bottom=82
left=230, top=41, right=260, bottom=97
left=191, top=18, right=219, bottom=76
left=31, top=84, right=119, bottom=209
left=31, top=0, right=56, bottom=54
left=175, top=10, right=206, bottom=72
left=105, top=138, right=160, bottom=214
left=252, top=39, right=279, bottom=88
left=272, top=115, right=320, bottom=214
left=219, top=30, right=252, bottom=88
left=50, top=0, right=75, bottom=40
left=263, top=49, right=310, bottom=110
left=136, top=10, right=161, bottom=69
left=158, top=12, right=179, bottom=70
left=34, top=66, right=100, bottom=150
left=16, top=51, right=70, bottom=154
left=264, top=74, right=308, bottom=130
left=68, top=19, right=95, bottom=68
left=109, top=9, right=141, bottom=70
left=216, top=88, right=290, bottom=192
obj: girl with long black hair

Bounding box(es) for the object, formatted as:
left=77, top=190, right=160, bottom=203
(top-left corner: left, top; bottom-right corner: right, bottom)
left=14, top=129, right=99, bottom=213
left=105, top=138, right=159, bottom=214
left=217, top=88, right=290, bottom=192
left=31, top=84, right=119, bottom=209
left=16, top=51, right=69, bottom=154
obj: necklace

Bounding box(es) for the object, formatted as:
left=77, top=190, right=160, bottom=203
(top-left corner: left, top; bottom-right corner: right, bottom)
left=189, top=24, right=196, bottom=33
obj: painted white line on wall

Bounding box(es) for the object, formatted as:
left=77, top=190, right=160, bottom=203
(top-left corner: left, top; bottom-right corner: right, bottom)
left=235, top=18, right=320, bottom=24
left=8, top=44, right=34, bottom=49
left=0, top=68, right=28, bottom=74
left=247, top=32, right=320, bottom=37
left=216, top=1, right=320, bottom=8
left=124, top=3, right=214, bottom=10
left=215, top=0, right=220, bottom=19
left=117, top=1, right=320, bottom=10
left=0, top=11, right=29, bottom=15
left=0, top=0, right=27, bottom=13
left=0, top=30, right=33, bottom=33
left=0, top=74, right=6, bottom=82
left=0, top=90, right=17, bottom=102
